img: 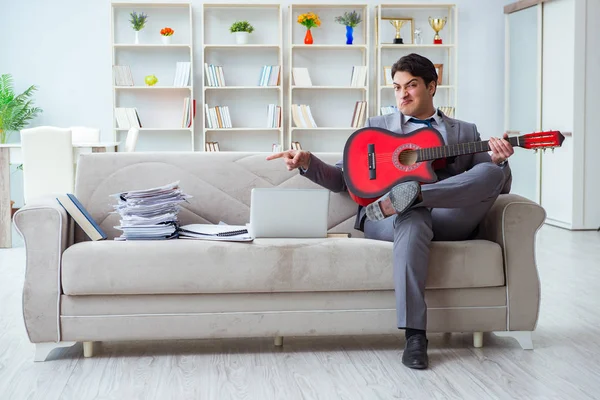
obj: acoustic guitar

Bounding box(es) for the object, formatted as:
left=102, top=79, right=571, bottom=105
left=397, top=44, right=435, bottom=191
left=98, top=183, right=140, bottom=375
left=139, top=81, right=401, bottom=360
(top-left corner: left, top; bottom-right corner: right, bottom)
left=342, top=127, right=565, bottom=206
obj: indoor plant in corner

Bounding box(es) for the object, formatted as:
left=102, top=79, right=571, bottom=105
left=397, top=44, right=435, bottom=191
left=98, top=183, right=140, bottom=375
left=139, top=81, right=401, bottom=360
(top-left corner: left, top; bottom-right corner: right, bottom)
left=230, top=21, right=254, bottom=45
left=0, top=73, right=43, bottom=216
left=335, top=10, right=362, bottom=45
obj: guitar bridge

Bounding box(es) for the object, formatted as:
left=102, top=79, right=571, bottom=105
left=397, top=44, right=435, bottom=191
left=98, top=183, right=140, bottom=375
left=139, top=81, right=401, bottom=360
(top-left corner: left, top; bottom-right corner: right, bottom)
left=368, top=144, right=376, bottom=180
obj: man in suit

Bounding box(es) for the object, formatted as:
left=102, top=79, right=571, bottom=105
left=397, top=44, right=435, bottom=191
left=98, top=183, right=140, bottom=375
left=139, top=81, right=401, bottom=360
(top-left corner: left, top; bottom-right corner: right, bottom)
left=267, top=53, right=514, bottom=369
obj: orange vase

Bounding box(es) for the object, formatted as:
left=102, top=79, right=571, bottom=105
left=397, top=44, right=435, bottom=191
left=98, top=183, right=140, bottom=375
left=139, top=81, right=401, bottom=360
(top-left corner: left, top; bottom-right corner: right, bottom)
left=304, top=29, right=313, bottom=45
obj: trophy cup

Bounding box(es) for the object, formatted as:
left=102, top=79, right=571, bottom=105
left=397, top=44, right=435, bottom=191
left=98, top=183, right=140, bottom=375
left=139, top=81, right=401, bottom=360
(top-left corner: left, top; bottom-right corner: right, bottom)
left=428, top=17, right=447, bottom=44
left=389, top=19, right=407, bottom=44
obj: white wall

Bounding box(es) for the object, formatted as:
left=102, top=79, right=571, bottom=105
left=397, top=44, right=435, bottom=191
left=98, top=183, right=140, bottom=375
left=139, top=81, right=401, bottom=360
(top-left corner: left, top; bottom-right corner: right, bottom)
left=3, top=0, right=509, bottom=207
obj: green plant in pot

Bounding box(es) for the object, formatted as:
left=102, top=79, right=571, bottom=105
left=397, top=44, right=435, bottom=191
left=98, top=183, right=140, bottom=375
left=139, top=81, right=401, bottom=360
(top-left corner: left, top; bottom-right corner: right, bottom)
left=230, top=21, right=254, bottom=45
left=0, top=73, right=42, bottom=144
left=0, top=73, right=42, bottom=216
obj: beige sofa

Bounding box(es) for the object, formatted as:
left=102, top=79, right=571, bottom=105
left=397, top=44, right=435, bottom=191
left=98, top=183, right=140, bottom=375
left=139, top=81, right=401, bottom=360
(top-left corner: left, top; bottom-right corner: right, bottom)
left=13, top=152, right=546, bottom=361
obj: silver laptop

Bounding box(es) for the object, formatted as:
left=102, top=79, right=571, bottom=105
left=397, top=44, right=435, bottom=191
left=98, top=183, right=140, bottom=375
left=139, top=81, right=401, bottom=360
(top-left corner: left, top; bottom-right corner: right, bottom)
left=249, top=188, right=330, bottom=238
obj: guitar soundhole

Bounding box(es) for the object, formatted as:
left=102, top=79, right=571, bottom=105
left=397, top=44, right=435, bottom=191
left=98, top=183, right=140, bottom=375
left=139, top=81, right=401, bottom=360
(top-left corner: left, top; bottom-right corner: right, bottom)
left=398, top=149, right=418, bottom=166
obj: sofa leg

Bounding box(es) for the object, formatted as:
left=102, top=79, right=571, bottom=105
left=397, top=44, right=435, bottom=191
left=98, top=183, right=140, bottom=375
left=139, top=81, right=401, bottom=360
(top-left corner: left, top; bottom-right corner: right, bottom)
left=493, top=331, right=534, bottom=350
left=274, top=336, right=283, bottom=347
left=34, top=341, right=77, bottom=362
left=473, top=332, right=483, bottom=348
left=83, top=341, right=94, bottom=358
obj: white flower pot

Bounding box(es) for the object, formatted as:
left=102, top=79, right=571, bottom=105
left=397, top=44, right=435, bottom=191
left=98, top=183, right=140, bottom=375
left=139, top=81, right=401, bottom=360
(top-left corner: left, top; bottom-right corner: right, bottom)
left=135, top=31, right=140, bottom=44
left=234, top=32, right=249, bottom=45
left=161, top=36, right=172, bottom=45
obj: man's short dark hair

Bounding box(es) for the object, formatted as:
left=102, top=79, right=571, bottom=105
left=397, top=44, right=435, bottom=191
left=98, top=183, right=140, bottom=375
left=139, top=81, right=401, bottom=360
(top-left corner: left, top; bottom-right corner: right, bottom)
left=391, top=53, right=438, bottom=95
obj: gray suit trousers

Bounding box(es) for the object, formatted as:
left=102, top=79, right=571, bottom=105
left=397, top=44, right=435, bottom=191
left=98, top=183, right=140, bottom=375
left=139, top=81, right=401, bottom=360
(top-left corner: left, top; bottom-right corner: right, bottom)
left=363, top=162, right=509, bottom=330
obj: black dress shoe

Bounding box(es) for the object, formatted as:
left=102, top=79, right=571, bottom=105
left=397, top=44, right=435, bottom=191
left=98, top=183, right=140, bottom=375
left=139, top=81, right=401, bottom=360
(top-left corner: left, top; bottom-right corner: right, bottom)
left=402, top=334, right=429, bottom=369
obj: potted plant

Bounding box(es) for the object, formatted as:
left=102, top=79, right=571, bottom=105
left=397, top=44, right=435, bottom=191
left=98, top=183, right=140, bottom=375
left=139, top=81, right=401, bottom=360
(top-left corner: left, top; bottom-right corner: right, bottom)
left=334, top=10, right=362, bottom=45
left=129, top=11, right=148, bottom=44
left=298, top=12, right=321, bottom=45
left=0, top=74, right=42, bottom=145
left=0, top=73, right=42, bottom=217
left=229, top=21, right=254, bottom=45
left=160, top=27, right=174, bottom=45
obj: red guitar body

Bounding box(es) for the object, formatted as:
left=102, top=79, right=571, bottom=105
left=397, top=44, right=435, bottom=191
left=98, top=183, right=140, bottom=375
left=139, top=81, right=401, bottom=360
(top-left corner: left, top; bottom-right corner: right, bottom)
left=342, top=126, right=565, bottom=207
left=343, top=127, right=445, bottom=206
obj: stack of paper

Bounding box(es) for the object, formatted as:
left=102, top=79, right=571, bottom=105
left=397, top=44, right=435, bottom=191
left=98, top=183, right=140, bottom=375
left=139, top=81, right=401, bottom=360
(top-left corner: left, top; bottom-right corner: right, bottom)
left=111, top=181, right=192, bottom=240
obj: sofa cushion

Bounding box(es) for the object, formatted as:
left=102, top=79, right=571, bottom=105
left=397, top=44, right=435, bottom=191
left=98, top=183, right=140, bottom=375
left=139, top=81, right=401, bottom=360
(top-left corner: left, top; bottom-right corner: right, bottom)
left=61, top=238, right=505, bottom=295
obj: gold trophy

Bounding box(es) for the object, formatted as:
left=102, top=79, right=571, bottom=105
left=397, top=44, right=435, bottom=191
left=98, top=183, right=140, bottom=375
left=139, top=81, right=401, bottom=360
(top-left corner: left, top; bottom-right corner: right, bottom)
left=428, top=17, right=447, bottom=44
left=389, top=19, right=408, bottom=44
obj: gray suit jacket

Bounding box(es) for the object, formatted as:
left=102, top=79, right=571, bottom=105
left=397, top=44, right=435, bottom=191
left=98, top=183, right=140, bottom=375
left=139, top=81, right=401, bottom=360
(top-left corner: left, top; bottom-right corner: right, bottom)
left=300, top=111, right=512, bottom=230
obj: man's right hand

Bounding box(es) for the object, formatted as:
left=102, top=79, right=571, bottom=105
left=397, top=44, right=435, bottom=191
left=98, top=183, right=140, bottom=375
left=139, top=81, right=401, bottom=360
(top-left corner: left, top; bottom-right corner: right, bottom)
left=266, top=150, right=311, bottom=171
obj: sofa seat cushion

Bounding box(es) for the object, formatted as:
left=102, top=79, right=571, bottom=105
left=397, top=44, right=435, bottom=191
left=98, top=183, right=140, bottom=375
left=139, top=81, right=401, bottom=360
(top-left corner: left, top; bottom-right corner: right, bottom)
left=61, top=238, right=505, bottom=295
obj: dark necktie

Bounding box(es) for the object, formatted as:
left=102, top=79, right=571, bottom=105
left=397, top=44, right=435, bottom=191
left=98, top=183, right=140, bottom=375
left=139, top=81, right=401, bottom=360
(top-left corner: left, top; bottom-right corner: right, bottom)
left=408, top=117, right=434, bottom=128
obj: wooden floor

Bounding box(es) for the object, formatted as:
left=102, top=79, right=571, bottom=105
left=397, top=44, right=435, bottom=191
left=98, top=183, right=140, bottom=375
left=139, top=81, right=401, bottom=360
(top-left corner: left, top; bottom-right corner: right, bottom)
left=1, top=225, right=600, bottom=399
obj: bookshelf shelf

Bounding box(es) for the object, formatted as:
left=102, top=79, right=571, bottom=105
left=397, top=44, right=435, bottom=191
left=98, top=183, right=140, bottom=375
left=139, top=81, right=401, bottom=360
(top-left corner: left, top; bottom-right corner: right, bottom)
left=114, top=86, right=193, bottom=90
left=292, top=86, right=367, bottom=90
left=202, top=3, right=284, bottom=152
left=376, top=3, right=458, bottom=118
left=113, top=44, right=192, bottom=48
left=291, top=44, right=368, bottom=50
left=205, top=128, right=283, bottom=132
left=379, top=85, right=455, bottom=90
left=379, top=44, right=455, bottom=49
left=111, top=2, right=195, bottom=152
left=203, top=86, right=281, bottom=91
left=115, top=128, right=193, bottom=131
left=289, top=3, right=370, bottom=152
left=203, top=44, right=280, bottom=49
left=291, top=127, right=357, bottom=131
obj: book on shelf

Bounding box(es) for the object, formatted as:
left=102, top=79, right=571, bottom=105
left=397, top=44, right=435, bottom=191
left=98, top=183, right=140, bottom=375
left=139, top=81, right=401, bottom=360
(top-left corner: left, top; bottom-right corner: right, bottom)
left=182, top=97, right=195, bottom=128
left=174, top=62, right=191, bottom=87
left=291, top=141, right=302, bottom=151
left=56, top=194, right=107, bottom=241
left=380, top=105, right=399, bottom=116
left=259, top=65, right=280, bottom=86
left=266, top=104, right=282, bottom=128
left=115, top=107, right=142, bottom=129
left=438, top=106, right=455, bottom=118
left=291, top=104, right=317, bottom=128
left=204, top=63, right=225, bottom=87
left=204, top=104, right=232, bottom=129
left=350, top=66, right=367, bottom=87
left=351, top=101, right=367, bottom=128
left=113, top=65, right=134, bottom=86
left=292, top=68, right=312, bottom=86
left=205, top=142, right=220, bottom=152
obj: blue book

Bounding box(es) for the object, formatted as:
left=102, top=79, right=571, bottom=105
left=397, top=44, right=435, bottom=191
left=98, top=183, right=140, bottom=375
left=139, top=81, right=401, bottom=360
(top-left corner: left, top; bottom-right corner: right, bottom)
left=56, top=194, right=107, bottom=241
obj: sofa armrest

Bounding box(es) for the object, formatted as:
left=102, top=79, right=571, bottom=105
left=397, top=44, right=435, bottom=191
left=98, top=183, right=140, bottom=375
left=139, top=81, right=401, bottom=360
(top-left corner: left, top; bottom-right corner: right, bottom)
left=478, top=194, right=546, bottom=331
left=12, top=196, right=71, bottom=343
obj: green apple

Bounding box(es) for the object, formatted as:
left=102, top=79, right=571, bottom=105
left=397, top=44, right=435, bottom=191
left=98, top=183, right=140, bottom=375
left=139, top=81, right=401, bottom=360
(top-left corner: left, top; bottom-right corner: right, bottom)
left=144, top=75, right=158, bottom=86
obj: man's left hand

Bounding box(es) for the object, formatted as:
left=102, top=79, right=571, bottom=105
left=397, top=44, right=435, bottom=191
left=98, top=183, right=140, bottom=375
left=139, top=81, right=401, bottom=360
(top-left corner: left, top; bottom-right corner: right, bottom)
left=489, top=133, right=514, bottom=165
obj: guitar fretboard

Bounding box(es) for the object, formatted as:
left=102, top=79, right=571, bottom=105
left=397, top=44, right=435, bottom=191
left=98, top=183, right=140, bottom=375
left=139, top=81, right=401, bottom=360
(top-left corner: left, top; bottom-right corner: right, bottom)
left=416, top=137, right=519, bottom=162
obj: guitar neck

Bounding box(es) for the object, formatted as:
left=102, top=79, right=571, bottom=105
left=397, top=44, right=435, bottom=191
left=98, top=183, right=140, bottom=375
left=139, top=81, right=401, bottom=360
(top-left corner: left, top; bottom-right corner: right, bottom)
left=416, top=137, right=519, bottom=162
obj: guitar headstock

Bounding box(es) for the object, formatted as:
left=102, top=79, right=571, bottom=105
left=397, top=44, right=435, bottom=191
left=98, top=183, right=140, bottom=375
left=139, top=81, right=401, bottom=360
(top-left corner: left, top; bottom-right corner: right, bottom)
left=516, top=130, right=565, bottom=150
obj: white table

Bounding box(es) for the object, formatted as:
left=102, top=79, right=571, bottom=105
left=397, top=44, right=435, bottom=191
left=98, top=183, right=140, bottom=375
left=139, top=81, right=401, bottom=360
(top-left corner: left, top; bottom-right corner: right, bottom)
left=0, top=142, right=121, bottom=248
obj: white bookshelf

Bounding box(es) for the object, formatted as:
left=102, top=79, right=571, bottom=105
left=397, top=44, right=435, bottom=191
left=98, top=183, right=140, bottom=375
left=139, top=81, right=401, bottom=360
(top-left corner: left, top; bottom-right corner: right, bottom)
left=376, top=3, right=458, bottom=118
left=289, top=4, right=369, bottom=152
left=110, top=2, right=194, bottom=152
left=202, top=3, right=283, bottom=152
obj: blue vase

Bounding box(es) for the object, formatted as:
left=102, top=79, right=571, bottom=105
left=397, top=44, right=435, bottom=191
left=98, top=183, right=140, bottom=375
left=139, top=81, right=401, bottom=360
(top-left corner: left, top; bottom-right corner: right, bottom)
left=346, top=25, right=354, bottom=45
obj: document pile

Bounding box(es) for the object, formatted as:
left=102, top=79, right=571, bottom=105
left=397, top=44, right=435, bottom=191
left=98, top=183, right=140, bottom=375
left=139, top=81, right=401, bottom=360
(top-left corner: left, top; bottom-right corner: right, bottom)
left=112, top=181, right=191, bottom=240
